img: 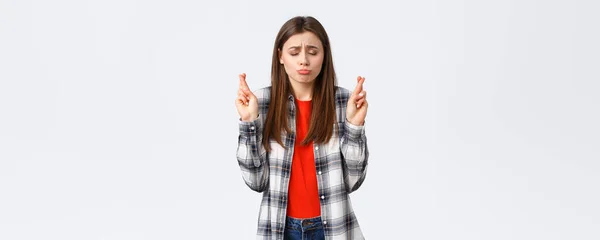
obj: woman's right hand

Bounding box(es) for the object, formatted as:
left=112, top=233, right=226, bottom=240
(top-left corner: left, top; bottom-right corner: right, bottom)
left=235, top=73, right=259, bottom=122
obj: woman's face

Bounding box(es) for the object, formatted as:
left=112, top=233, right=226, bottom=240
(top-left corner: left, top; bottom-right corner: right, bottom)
left=279, top=31, right=324, bottom=86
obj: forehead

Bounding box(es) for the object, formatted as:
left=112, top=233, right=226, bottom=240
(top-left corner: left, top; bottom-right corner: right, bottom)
left=282, top=31, right=323, bottom=48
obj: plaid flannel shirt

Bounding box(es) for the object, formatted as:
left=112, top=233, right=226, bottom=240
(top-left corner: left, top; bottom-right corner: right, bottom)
left=237, top=86, right=369, bottom=240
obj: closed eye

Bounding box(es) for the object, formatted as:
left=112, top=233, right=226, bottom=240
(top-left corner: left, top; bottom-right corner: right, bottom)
left=289, top=51, right=318, bottom=56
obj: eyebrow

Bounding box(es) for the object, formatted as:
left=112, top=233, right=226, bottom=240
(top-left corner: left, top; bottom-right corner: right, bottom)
left=287, top=45, right=320, bottom=50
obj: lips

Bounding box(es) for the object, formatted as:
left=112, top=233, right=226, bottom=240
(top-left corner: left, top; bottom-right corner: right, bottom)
left=297, top=69, right=311, bottom=75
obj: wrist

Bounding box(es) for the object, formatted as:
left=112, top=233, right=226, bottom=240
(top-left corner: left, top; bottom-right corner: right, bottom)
left=242, top=114, right=259, bottom=122
left=346, top=118, right=364, bottom=126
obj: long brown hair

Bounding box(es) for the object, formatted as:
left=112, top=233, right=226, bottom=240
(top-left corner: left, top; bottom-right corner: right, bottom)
left=262, top=16, right=337, bottom=152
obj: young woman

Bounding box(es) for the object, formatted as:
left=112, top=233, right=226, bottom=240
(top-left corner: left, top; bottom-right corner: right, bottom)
left=235, top=16, right=369, bottom=240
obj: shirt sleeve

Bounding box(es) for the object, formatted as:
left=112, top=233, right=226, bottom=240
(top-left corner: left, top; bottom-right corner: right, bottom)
left=340, top=119, right=369, bottom=193
left=237, top=116, right=269, bottom=192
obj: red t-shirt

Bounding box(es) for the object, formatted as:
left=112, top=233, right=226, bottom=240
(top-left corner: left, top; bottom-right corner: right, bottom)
left=286, top=99, right=321, bottom=218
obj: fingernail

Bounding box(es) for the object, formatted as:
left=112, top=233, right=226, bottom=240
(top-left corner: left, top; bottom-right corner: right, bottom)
left=359, top=93, right=363, bottom=97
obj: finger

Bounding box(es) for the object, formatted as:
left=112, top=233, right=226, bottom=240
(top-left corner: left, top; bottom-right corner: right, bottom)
left=238, top=73, right=246, bottom=87
left=241, top=87, right=253, bottom=99
left=359, top=99, right=368, bottom=108
left=238, top=92, right=247, bottom=100
left=238, top=89, right=250, bottom=100
left=238, top=75, right=251, bottom=93
left=237, top=94, right=248, bottom=105
left=352, top=76, right=362, bottom=95
left=236, top=96, right=247, bottom=106
left=352, top=76, right=365, bottom=96
left=239, top=76, right=249, bottom=93
left=241, top=85, right=257, bottom=100
left=239, top=73, right=250, bottom=90
left=354, top=90, right=366, bottom=101
left=356, top=97, right=365, bottom=107
left=238, top=89, right=251, bottom=102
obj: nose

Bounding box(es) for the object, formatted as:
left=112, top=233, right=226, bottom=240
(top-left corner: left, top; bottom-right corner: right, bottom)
left=299, top=52, right=309, bottom=66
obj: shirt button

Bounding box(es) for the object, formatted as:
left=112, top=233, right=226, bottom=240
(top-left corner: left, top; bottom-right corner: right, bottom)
left=323, top=221, right=327, bottom=225
left=318, top=171, right=322, bottom=175
left=250, top=126, right=254, bottom=130
left=321, top=195, right=325, bottom=199
left=315, top=146, right=319, bottom=150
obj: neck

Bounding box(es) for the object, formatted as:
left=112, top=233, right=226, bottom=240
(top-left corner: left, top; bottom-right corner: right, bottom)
left=289, top=81, right=314, bottom=101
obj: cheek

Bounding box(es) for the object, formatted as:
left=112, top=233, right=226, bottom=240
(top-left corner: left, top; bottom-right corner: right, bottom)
left=282, top=61, right=296, bottom=75
left=313, top=56, right=324, bottom=70
left=280, top=57, right=290, bottom=67
left=283, top=61, right=294, bottom=71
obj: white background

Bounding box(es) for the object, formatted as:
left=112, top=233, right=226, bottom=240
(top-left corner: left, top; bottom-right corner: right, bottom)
left=1, top=0, right=599, bottom=239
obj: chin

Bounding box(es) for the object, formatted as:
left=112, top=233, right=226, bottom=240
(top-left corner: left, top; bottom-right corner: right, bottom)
left=295, top=75, right=316, bottom=83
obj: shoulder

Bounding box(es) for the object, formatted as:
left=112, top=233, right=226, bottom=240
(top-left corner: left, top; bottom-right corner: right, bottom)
left=334, top=86, right=351, bottom=123
left=335, top=86, right=351, bottom=102
left=253, top=86, right=272, bottom=102
left=251, top=87, right=271, bottom=115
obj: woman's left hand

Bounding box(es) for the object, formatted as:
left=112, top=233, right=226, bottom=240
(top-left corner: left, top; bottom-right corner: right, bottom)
left=346, top=76, right=368, bottom=126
